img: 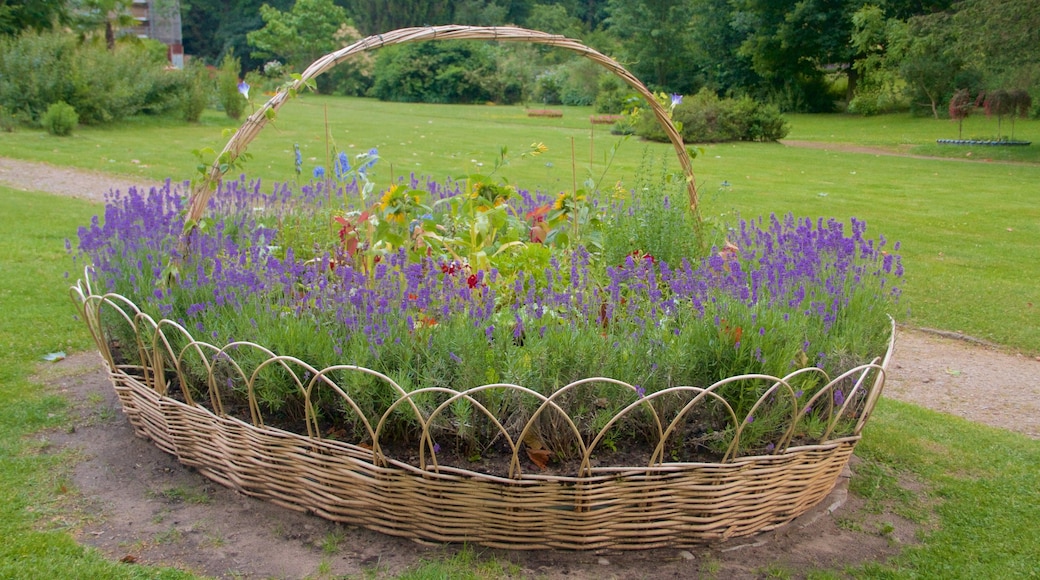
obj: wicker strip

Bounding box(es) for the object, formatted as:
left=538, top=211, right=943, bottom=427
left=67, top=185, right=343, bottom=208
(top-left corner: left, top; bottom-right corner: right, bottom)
left=71, top=277, right=894, bottom=549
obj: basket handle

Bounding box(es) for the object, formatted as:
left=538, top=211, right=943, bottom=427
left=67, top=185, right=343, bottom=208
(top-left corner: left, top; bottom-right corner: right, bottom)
left=185, top=25, right=698, bottom=230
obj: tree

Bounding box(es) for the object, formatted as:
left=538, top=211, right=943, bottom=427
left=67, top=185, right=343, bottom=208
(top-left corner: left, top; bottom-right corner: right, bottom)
left=181, top=0, right=292, bottom=70
left=731, top=0, right=876, bottom=111
left=951, top=0, right=1040, bottom=88
left=0, top=0, right=68, bottom=36
left=70, top=0, right=135, bottom=50
left=605, top=0, right=699, bottom=93
left=899, top=13, right=965, bottom=118
left=948, top=88, right=972, bottom=138
left=344, top=0, right=453, bottom=35
left=688, top=0, right=759, bottom=94
left=247, top=0, right=351, bottom=72
left=848, top=5, right=911, bottom=114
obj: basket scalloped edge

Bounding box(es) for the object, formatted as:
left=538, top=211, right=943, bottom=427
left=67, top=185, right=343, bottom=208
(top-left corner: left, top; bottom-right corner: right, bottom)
left=71, top=275, right=894, bottom=550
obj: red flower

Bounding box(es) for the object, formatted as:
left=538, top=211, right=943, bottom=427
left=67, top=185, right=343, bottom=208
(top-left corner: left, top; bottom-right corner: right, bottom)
left=467, top=274, right=478, bottom=288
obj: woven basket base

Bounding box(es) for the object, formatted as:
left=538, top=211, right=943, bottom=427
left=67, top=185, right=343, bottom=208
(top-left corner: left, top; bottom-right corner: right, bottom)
left=103, top=361, right=857, bottom=550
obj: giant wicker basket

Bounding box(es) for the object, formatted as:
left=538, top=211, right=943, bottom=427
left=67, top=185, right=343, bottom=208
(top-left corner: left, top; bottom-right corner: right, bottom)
left=71, top=26, right=896, bottom=550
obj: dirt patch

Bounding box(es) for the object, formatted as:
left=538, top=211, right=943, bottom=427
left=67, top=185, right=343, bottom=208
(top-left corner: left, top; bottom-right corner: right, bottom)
left=0, top=157, right=163, bottom=203
left=885, top=327, right=1040, bottom=439
left=35, top=352, right=923, bottom=579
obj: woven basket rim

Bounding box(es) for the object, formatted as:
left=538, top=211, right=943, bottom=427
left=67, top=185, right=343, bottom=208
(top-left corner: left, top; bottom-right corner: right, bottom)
left=72, top=278, right=895, bottom=479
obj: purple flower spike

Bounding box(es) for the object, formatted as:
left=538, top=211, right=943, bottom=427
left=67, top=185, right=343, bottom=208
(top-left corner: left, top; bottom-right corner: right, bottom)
left=634, top=385, right=645, bottom=398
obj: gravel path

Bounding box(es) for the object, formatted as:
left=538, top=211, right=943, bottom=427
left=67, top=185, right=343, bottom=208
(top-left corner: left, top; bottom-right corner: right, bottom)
left=5, top=156, right=1038, bottom=440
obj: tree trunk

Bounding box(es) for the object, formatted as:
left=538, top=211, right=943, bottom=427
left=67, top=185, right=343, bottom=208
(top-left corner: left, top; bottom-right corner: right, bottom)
left=105, top=21, right=115, bottom=51
left=845, top=63, right=858, bottom=104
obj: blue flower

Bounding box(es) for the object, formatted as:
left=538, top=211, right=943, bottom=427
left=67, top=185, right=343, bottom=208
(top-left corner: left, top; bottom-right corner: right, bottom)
left=335, top=151, right=351, bottom=180
left=313, top=166, right=325, bottom=179
left=358, top=148, right=379, bottom=175
left=670, top=93, right=683, bottom=108
left=293, top=144, right=302, bottom=176
left=238, top=81, right=250, bottom=100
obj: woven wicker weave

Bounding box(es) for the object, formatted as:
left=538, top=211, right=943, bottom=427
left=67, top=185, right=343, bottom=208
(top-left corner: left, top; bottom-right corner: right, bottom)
left=73, top=282, right=893, bottom=549
left=72, top=26, right=897, bottom=549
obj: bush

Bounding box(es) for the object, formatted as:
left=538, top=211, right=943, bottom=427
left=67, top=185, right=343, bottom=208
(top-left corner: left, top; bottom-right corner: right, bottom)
left=594, top=75, right=633, bottom=114
left=533, top=68, right=564, bottom=105
left=41, top=101, right=78, bottom=136
left=217, top=52, right=246, bottom=120
left=178, top=62, right=210, bottom=123
left=0, top=32, right=183, bottom=126
left=370, top=42, right=500, bottom=104
left=0, top=105, right=16, bottom=132
left=635, top=89, right=789, bottom=143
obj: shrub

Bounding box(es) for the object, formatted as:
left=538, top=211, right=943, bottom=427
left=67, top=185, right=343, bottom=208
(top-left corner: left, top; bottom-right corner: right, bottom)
left=0, top=106, right=16, bottom=132
left=217, top=52, right=246, bottom=120
left=635, top=89, right=789, bottom=143
left=533, top=68, right=564, bottom=105
left=0, top=32, right=182, bottom=125
left=178, top=62, right=210, bottom=123
left=41, top=101, right=78, bottom=136
left=370, top=42, right=499, bottom=104
left=594, top=75, right=632, bottom=114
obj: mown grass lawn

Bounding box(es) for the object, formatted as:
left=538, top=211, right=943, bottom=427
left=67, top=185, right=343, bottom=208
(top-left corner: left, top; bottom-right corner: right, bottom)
left=0, top=100, right=1038, bottom=578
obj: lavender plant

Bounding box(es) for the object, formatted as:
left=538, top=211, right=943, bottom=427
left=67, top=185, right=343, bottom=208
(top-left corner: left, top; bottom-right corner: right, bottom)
left=74, top=152, right=902, bottom=463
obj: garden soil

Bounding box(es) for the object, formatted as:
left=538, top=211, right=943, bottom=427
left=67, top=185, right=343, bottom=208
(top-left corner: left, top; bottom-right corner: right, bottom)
left=10, top=156, right=1040, bottom=578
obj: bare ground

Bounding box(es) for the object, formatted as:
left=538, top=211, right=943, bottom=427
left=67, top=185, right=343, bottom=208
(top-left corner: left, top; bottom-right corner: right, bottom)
left=9, top=155, right=1040, bottom=578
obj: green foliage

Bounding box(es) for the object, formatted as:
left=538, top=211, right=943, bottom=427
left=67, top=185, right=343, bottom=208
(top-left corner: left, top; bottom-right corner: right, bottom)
left=848, top=5, right=909, bottom=116
left=246, top=0, right=351, bottom=74
left=0, top=31, right=182, bottom=125
left=593, top=74, right=632, bottom=114
left=0, top=0, right=68, bottom=36
left=40, top=101, right=78, bottom=136
left=602, top=153, right=703, bottom=266
left=0, top=105, right=16, bottom=132
left=370, top=41, right=501, bottom=104
left=216, top=51, right=246, bottom=120
left=606, top=0, right=699, bottom=92
left=177, top=61, right=209, bottom=123
left=636, top=89, right=789, bottom=143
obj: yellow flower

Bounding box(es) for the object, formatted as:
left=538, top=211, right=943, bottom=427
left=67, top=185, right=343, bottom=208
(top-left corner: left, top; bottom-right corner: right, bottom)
left=378, top=184, right=402, bottom=212
left=529, top=142, right=548, bottom=155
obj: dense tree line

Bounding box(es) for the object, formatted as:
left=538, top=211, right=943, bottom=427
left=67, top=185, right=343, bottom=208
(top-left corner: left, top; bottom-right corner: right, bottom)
left=2, top=0, right=1037, bottom=115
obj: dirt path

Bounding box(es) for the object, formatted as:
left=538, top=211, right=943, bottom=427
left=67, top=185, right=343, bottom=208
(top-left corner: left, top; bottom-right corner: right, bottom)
left=9, top=157, right=1039, bottom=578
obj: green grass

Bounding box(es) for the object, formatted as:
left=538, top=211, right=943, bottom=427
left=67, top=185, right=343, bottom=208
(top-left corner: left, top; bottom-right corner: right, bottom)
left=786, top=112, right=1040, bottom=163
left=0, top=186, right=194, bottom=578
left=853, top=399, right=1040, bottom=578
left=2, top=101, right=1040, bottom=578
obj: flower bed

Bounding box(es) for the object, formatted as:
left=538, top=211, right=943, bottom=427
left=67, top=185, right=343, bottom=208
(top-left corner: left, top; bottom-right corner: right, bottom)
left=70, top=26, right=901, bottom=548
left=936, top=138, right=1031, bottom=146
